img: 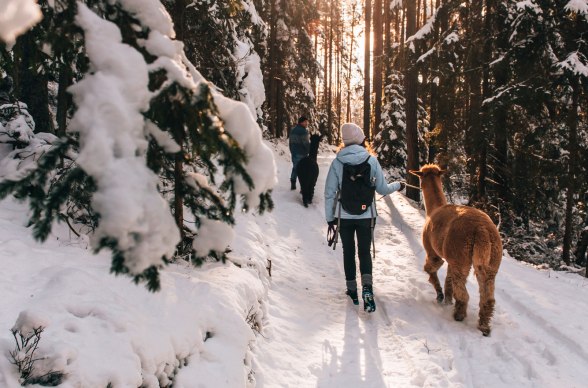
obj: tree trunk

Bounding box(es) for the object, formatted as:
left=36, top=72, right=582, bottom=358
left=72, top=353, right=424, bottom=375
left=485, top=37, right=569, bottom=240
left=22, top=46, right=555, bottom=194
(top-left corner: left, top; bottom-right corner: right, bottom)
left=347, top=3, right=355, bottom=123
left=491, top=0, right=509, bottom=206
left=172, top=0, right=187, bottom=240
left=373, top=0, right=383, bottom=136
left=363, top=0, right=372, bottom=140
left=327, top=2, right=334, bottom=143
left=562, top=76, right=580, bottom=266
left=268, top=0, right=278, bottom=137
left=56, top=63, right=72, bottom=137
left=465, top=0, right=484, bottom=201
left=14, top=33, right=54, bottom=134
left=404, top=0, right=420, bottom=201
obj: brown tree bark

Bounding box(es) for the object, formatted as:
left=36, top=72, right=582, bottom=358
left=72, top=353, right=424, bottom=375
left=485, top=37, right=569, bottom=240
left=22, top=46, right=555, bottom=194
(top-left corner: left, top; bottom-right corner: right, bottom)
left=172, top=0, right=187, bottom=238
left=562, top=76, right=580, bottom=266
left=56, top=64, right=72, bottom=137
left=404, top=0, right=420, bottom=201
left=363, top=0, right=372, bottom=139
left=373, top=0, right=383, bottom=136
left=14, top=33, right=54, bottom=134
left=268, top=0, right=279, bottom=137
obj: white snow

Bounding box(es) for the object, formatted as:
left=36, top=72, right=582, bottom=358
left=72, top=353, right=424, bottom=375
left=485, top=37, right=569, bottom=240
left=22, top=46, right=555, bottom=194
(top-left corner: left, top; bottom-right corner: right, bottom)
left=252, top=144, right=588, bottom=387
left=0, top=0, right=42, bottom=46
left=565, top=0, right=588, bottom=17
left=1, top=142, right=588, bottom=387
left=558, top=51, right=588, bottom=77
left=69, top=4, right=180, bottom=275
left=192, top=218, right=236, bottom=258
left=516, top=1, right=542, bottom=13
left=0, top=194, right=269, bottom=387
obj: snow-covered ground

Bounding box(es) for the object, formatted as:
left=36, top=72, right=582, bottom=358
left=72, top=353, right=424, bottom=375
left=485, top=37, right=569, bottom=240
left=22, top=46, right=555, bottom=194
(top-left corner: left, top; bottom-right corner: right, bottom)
left=1, top=141, right=588, bottom=387
left=254, top=143, right=588, bottom=388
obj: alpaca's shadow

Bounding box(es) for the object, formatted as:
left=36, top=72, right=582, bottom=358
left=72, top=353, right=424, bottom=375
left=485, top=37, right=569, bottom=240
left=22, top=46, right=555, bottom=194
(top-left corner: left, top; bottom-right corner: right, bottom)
left=314, top=306, right=387, bottom=387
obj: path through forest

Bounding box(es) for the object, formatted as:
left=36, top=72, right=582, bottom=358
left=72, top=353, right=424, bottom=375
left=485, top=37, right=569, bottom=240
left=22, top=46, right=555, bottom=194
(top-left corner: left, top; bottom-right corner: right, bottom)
left=252, top=145, right=588, bottom=388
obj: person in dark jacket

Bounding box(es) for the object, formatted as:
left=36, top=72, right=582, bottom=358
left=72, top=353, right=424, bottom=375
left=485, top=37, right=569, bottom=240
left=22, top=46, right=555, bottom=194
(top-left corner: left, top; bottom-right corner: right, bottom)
left=324, top=123, right=404, bottom=312
left=289, top=116, right=310, bottom=190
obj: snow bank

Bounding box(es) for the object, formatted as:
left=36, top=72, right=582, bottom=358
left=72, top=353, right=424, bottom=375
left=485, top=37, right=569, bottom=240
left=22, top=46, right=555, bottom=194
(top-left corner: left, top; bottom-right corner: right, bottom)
left=0, top=0, right=42, bottom=46
left=0, top=198, right=269, bottom=387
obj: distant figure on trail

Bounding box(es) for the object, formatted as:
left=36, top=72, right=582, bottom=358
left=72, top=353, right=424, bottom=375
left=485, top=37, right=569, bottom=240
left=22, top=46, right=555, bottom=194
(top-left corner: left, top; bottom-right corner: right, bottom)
left=324, top=123, right=404, bottom=313
left=289, top=116, right=310, bottom=190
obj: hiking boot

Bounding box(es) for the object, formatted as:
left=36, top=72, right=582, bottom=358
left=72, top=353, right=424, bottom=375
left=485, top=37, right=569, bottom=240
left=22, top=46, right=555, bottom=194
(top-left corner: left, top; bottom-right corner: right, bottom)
left=346, top=289, right=359, bottom=305
left=362, top=285, right=376, bottom=313
left=290, top=179, right=296, bottom=190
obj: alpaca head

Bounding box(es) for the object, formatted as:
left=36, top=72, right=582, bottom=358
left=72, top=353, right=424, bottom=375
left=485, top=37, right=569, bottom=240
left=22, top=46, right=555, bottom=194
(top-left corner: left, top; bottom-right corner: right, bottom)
left=409, top=164, right=446, bottom=192
left=409, top=164, right=447, bottom=185
left=309, top=133, right=323, bottom=158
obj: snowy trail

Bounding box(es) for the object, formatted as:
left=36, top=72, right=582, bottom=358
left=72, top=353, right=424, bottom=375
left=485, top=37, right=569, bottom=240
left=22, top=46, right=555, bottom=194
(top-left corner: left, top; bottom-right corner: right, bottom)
left=254, top=146, right=588, bottom=388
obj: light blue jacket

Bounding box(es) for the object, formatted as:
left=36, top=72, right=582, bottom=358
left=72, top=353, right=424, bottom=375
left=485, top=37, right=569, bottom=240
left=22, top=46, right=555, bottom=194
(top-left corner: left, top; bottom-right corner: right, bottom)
left=324, top=145, right=402, bottom=222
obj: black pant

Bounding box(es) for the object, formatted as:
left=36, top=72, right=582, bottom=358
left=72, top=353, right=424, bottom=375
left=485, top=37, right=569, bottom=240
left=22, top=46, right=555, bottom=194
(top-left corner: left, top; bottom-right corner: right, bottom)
left=339, top=218, right=373, bottom=281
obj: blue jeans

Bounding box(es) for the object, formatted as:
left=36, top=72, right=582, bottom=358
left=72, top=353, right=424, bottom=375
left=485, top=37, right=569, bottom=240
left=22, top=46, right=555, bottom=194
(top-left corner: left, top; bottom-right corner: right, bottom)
left=290, top=154, right=305, bottom=181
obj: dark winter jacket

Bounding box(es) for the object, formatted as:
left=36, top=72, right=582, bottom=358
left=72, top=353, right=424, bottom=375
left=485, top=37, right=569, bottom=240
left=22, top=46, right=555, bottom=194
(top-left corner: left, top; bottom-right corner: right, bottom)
left=289, top=124, right=310, bottom=157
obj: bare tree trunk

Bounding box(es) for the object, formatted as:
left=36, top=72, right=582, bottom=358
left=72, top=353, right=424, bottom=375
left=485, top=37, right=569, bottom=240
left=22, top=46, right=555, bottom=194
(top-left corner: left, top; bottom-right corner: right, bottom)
left=327, top=2, right=334, bottom=143
left=14, top=33, right=54, bottom=134
left=562, top=76, right=580, bottom=266
left=465, top=0, right=485, bottom=201
left=268, top=0, right=278, bottom=137
left=363, top=0, right=372, bottom=139
left=346, top=3, right=356, bottom=123
left=56, top=64, right=71, bottom=137
left=172, top=0, right=187, bottom=239
left=405, top=0, right=420, bottom=201
left=373, top=0, right=383, bottom=137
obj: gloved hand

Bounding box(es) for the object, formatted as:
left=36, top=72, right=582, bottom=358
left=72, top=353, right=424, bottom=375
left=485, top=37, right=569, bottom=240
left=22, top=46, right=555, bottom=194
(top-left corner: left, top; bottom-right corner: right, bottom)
left=398, top=182, right=406, bottom=191
left=328, top=219, right=338, bottom=227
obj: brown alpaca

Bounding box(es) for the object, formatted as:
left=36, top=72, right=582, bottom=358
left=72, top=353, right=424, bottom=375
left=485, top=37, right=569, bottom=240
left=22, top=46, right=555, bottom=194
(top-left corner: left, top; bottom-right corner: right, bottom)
left=410, top=164, right=502, bottom=336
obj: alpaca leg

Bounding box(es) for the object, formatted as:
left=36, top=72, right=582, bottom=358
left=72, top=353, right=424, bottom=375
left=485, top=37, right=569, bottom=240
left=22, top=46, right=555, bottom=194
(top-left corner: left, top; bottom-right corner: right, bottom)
left=301, top=181, right=309, bottom=207
left=477, top=271, right=496, bottom=336
left=444, top=265, right=454, bottom=305
left=451, top=268, right=470, bottom=322
left=424, top=255, right=445, bottom=303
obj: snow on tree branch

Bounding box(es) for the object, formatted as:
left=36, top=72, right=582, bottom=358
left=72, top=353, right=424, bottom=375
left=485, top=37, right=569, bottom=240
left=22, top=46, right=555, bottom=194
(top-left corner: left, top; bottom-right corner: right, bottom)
left=565, top=0, right=588, bottom=18
left=70, top=4, right=180, bottom=275
left=0, top=0, right=42, bottom=46
left=558, top=52, right=588, bottom=77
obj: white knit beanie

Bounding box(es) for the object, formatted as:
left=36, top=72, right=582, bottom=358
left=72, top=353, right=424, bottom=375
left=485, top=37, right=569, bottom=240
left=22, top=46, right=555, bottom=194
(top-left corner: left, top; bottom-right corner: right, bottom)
left=341, top=123, right=366, bottom=146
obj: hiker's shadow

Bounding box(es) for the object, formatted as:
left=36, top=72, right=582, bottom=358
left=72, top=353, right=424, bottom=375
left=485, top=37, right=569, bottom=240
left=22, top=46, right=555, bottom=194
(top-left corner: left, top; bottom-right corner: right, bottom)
left=315, top=306, right=387, bottom=387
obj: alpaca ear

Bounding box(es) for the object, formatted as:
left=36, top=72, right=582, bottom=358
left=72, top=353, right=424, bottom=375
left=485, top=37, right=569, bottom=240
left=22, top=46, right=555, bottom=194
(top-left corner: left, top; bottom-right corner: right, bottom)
left=438, top=169, right=446, bottom=175
left=409, top=170, right=423, bottom=177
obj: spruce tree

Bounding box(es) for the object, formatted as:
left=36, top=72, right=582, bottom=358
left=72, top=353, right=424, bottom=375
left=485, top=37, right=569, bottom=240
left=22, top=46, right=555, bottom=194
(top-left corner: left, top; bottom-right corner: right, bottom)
left=0, top=0, right=275, bottom=291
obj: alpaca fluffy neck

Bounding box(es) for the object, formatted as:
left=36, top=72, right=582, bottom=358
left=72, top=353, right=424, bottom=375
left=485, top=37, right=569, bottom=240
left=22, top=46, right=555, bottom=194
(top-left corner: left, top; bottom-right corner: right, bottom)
left=309, top=144, right=319, bottom=159
left=423, top=178, right=447, bottom=216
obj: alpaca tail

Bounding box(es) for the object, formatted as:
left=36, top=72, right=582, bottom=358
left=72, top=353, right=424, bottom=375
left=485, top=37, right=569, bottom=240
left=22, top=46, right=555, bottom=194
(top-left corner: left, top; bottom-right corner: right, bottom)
left=472, top=227, right=492, bottom=274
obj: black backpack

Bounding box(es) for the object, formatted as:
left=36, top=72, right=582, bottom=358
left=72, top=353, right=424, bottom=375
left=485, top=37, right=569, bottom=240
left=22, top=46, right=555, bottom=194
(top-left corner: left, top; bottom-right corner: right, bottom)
left=339, top=156, right=376, bottom=215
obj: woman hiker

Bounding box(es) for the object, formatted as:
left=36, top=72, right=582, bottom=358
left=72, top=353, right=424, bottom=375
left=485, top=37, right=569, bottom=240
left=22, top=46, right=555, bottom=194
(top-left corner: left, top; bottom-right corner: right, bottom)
left=324, top=123, right=404, bottom=312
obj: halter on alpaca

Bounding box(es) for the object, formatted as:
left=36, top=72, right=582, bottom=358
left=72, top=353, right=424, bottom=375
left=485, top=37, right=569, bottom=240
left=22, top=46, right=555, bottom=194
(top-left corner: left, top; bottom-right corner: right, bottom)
left=410, top=164, right=503, bottom=336
left=296, top=134, right=323, bottom=207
